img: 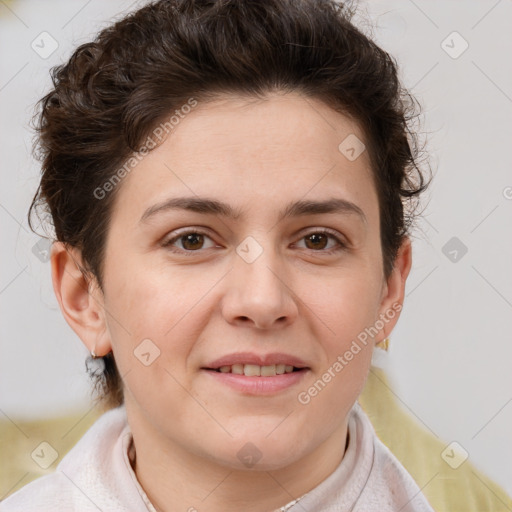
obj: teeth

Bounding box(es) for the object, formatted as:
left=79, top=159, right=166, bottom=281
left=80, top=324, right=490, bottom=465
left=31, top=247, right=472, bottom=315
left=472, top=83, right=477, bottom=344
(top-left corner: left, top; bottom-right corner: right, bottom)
left=261, top=365, right=276, bottom=377
left=231, top=364, right=244, bottom=375
left=214, top=363, right=300, bottom=376
left=244, top=364, right=261, bottom=376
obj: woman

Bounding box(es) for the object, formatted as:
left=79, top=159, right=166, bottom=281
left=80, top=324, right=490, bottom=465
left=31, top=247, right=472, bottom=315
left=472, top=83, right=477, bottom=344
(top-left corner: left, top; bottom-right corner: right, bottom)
left=1, top=0, right=434, bottom=510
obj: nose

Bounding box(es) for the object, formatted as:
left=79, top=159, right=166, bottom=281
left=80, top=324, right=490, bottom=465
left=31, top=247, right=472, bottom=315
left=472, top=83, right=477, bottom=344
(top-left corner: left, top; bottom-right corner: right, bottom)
left=220, top=237, right=299, bottom=330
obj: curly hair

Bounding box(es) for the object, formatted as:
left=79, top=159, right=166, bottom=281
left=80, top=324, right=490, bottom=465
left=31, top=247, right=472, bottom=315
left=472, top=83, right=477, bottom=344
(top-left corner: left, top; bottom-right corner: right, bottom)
left=28, top=0, right=431, bottom=410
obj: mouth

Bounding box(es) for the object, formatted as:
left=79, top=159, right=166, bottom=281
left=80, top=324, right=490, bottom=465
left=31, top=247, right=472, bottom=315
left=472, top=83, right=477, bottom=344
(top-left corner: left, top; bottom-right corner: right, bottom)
left=201, top=353, right=310, bottom=394
left=203, top=363, right=306, bottom=377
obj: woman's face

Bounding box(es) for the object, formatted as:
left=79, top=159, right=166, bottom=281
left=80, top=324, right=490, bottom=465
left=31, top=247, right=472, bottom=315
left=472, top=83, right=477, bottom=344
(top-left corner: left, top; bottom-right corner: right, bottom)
left=62, top=92, right=410, bottom=470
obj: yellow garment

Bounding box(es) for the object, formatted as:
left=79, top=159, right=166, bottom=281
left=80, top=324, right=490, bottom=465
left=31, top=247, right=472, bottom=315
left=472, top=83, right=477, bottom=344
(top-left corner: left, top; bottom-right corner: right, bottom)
left=1, top=368, right=511, bottom=510
left=359, top=367, right=512, bottom=512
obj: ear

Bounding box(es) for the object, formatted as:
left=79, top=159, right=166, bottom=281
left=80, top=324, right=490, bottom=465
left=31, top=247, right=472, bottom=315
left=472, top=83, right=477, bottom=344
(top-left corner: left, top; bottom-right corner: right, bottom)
left=50, top=241, right=112, bottom=357
left=375, top=237, right=413, bottom=344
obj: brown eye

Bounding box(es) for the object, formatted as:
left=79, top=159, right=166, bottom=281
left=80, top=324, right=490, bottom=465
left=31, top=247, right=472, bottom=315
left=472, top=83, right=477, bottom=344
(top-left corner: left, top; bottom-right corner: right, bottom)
left=163, top=230, right=216, bottom=253
left=304, top=233, right=329, bottom=250
left=296, top=229, right=346, bottom=254
left=180, top=233, right=205, bottom=250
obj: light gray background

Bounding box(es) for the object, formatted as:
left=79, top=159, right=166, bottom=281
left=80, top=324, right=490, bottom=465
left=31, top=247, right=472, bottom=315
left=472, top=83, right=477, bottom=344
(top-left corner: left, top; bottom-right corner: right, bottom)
left=1, top=0, right=511, bottom=497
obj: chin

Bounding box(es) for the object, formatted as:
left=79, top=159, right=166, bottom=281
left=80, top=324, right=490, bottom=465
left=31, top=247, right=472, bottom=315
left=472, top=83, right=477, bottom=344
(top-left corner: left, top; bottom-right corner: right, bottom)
left=219, top=451, right=304, bottom=472
left=202, top=434, right=310, bottom=472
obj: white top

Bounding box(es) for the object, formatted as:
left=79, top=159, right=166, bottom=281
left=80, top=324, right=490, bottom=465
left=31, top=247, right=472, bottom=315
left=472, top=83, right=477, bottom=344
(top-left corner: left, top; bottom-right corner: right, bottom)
left=0, top=402, right=434, bottom=512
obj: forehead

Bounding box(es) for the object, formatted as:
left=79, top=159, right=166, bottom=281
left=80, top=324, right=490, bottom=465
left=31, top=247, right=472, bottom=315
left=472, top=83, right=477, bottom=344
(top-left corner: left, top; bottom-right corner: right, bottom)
left=111, top=92, right=378, bottom=226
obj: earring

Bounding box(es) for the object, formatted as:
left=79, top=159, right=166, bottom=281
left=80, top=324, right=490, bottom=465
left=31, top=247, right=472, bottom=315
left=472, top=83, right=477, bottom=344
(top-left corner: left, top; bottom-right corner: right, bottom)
left=376, top=337, right=390, bottom=351
left=86, top=348, right=106, bottom=376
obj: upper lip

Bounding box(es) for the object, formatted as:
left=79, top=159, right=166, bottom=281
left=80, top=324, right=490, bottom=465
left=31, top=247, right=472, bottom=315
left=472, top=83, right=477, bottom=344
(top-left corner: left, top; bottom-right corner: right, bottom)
left=203, top=352, right=310, bottom=370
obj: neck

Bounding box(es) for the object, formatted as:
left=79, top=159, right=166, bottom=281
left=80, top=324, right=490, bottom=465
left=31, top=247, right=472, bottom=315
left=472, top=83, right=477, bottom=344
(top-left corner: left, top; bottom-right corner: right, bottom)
left=127, top=410, right=349, bottom=512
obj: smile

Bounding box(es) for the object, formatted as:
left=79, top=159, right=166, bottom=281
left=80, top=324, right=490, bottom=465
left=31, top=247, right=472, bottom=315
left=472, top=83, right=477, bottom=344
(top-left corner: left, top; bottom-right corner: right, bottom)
left=201, top=365, right=309, bottom=395
left=210, top=364, right=301, bottom=376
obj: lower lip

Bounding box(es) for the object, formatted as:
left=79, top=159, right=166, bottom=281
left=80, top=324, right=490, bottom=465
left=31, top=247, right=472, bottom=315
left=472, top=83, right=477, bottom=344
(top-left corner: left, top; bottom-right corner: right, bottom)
left=201, top=369, right=309, bottom=395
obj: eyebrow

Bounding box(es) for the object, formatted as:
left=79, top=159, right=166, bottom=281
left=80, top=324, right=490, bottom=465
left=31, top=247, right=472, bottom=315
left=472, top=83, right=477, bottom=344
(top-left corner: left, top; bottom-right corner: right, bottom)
left=140, top=196, right=367, bottom=225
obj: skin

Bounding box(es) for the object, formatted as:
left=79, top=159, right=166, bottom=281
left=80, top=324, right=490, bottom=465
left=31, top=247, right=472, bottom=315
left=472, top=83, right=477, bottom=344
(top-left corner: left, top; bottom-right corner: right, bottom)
left=51, top=91, right=412, bottom=512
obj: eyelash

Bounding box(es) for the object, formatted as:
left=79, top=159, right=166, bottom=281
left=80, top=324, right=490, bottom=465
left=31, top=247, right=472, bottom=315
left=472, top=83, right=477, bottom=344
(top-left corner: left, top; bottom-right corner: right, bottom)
left=162, top=228, right=347, bottom=256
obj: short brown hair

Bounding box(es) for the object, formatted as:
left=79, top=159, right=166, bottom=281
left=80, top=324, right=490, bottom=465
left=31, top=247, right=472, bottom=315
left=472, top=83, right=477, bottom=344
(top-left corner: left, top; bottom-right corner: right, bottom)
left=29, top=0, right=431, bottom=410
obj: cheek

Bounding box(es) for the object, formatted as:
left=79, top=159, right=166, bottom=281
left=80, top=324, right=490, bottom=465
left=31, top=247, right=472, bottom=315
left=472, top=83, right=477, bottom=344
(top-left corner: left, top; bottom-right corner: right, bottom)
left=298, top=290, right=376, bottom=432
left=100, top=266, right=198, bottom=415
left=306, top=268, right=382, bottom=342
left=102, top=258, right=219, bottom=373
left=303, top=270, right=380, bottom=393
